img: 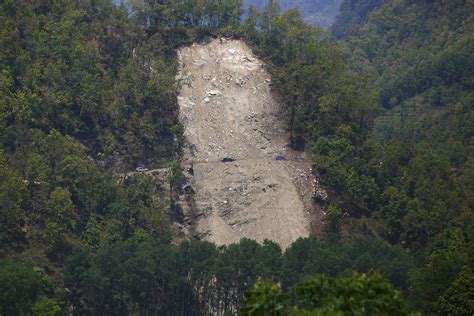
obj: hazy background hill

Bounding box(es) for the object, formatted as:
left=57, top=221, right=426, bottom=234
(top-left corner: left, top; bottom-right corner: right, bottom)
left=331, top=0, right=389, bottom=38
left=244, top=0, right=343, bottom=28
left=113, top=0, right=344, bottom=29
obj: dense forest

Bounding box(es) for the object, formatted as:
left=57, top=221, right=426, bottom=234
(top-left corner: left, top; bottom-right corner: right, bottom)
left=331, top=0, right=388, bottom=38
left=1, top=0, right=473, bottom=315
left=114, top=0, right=345, bottom=28
left=243, top=0, right=343, bottom=28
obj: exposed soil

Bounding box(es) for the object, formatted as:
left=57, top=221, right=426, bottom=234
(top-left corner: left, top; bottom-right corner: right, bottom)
left=176, top=37, right=324, bottom=249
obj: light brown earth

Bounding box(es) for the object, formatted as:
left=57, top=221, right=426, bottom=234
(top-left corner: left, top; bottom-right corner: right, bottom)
left=176, top=38, right=324, bottom=249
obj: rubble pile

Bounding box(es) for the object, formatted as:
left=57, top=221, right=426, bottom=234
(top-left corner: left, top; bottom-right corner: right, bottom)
left=175, top=38, right=325, bottom=248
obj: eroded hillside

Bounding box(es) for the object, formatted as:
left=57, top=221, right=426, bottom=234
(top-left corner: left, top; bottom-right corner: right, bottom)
left=176, top=38, right=324, bottom=248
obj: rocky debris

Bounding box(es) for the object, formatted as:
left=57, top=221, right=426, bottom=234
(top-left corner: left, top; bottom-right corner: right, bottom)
left=206, top=89, right=222, bottom=96
left=176, top=38, right=325, bottom=248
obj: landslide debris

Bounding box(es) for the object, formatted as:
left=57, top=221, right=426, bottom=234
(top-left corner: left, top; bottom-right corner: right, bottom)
left=176, top=38, right=324, bottom=248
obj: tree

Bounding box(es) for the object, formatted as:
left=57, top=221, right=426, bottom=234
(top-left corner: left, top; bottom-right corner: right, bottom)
left=409, top=229, right=472, bottom=314
left=0, top=153, right=27, bottom=249
left=241, top=273, right=411, bottom=315
left=43, top=187, right=75, bottom=258
left=0, top=259, right=58, bottom=315
left=31, top=296, right=61, bottom=316
left=437, top=266, right=474, bottom=315
left=241, top=280, right=287, bottom=316
left=68, top=236, right=176, bottom=315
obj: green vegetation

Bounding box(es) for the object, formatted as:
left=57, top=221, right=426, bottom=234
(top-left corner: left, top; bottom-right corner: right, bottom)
left=0, top=259, right=60, bottom=316
left=0, top=0, right=472, bottom=315
left=341, top=3, right=473, bottom=313
left=0, top=0, right=179, bottom=168
left=241, top=0, right=473, bottom=313
left=244, top=0, right=344, bottom=28
left=242, top=273, right=410, bottom=315
left=61, top=237, right=418, bottom=314
left=331, top=0, right=389, bottom=38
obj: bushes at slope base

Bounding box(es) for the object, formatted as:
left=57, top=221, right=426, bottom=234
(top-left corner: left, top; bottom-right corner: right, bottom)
left=241, top=273, right=410, bottom=315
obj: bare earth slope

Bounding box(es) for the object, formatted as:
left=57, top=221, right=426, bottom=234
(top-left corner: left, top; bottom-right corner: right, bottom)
left=177, top=38, right=321, bottom=249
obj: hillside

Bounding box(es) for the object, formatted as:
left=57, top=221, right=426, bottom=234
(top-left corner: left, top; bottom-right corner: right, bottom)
left=113, top=1, right=344, bottom=29
left=244, top=0, right=344, bottom=28
left=331, top=0, right=389, bottom=38
left=334, top=0, right=474, bottom=313
left=0, top=0, right=472, bottom=315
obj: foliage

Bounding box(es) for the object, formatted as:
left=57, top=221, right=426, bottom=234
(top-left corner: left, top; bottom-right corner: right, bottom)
left=331, top=0, right=389, bottom=38
left=59, top=235, right=414, bottom=314
left=0, top=259, right=59, bottom=316
left=344, top=0, right=473, bottom=294
left=31, top=296, right=61, bottom=316
left=242, top=6, right=376, bottom=149
left=0, top=153, right=26, bottom=249
left=437, top=266, right=474, bottom=316
left=241, top=1, right=473, bottom=313
left=244, top=0, right=344, bottom=28
left=0, top=0, right=472, bottom=314
left=240, top=280, right=287, bottom=316
left=0, top=0, right=182, bottom=169
left=0, top=1, right=245, bottom=314
left=241, top=273, right=411, bottom=315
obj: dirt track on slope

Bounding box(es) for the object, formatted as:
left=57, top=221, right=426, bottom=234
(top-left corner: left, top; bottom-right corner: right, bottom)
left=176, top=38, right=324, bottom=248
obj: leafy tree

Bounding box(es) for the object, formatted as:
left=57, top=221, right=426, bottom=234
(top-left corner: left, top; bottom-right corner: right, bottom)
left=241, top=280, right=287, bottom=316
left=281, top=237, right=352, bottom=287
left=409, top=229, right=473, bottom=314
left=66, top=236, right=175, bottom=314
left=242, top=273, right=411, bottom=315
left=331, top=0, right=389, bottom=38
left=0, top=153, right=27, bottom=250
left=31, top=296, right=61, bottom=316
left=43, top=187, right=75, bottom=258
left=0, top=259, right=58, bottom=316
left=437, top=266, right=474, bottom=316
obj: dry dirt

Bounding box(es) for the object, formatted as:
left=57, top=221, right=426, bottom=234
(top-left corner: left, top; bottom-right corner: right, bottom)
left=176, top=38, right=324, bottom=249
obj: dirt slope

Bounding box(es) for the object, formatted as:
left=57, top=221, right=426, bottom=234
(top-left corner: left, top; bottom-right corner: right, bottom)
left=176, top=38, right=323, bottom=249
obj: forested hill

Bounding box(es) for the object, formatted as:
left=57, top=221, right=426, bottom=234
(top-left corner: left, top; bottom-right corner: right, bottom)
left=1, top=0, right=473, bottom=315
left=244, top=0, right=343, bottom=28
left=331, top=0, right=389, bottom=38
left=327, top=0, right=474, bottom=313
left=114, top=0, right=345, bottom=28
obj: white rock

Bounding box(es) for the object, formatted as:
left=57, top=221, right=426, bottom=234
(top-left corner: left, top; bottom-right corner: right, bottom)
left=207, top=89, right=221, bottom=96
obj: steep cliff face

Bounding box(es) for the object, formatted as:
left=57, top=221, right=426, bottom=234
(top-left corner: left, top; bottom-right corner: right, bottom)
left=176, top=38, right=324, bottom=248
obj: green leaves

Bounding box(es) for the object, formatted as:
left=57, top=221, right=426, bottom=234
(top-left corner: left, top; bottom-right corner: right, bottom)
left=409, top=228, right=474, bottom=314
left=0, top=153, right=27, bottom=248
left=1, top=0, right=183, bottom=168
left=437, top=266, right=474, bottom=316
left=241, top=280, right=287, bottom=316
left=31, top=296, right=61, bottom=316
left=242, top=273, right=411, bottom=315
left=0, top=259, right=59, bottom=316
left=59, top=232, right=415, bottom=314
